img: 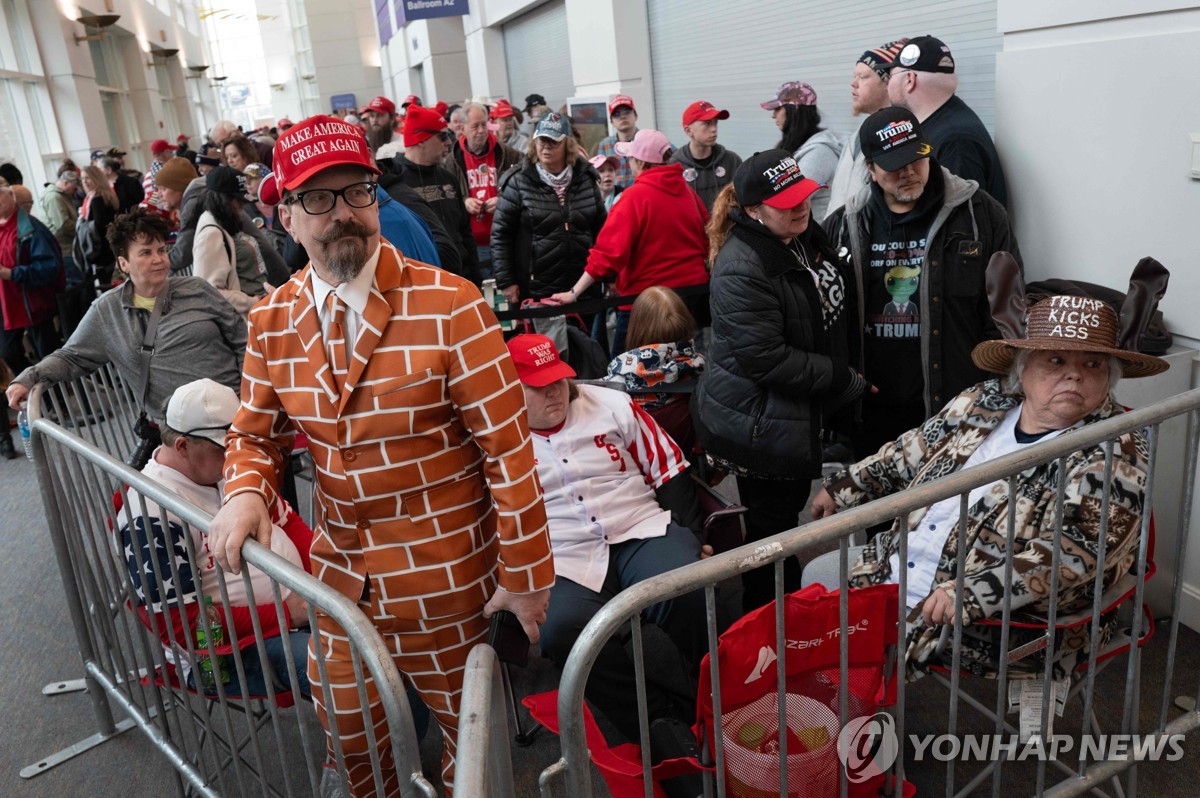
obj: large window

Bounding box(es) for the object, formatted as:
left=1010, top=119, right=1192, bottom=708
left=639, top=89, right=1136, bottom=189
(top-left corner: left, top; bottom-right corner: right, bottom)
left=0, top=0, right=64, bottom=195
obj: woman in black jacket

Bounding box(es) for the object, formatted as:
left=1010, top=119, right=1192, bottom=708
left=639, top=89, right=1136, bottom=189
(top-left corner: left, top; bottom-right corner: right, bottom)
left=694, top=150, right=866, bottom=611
left=76, top=165, right=119, bottom=294
left=491, top=113, right=606, bottom=306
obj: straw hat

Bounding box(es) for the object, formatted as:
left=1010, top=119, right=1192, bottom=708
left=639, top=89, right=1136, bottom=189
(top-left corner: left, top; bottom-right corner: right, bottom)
left=971, top=295, right=1168, bottom=379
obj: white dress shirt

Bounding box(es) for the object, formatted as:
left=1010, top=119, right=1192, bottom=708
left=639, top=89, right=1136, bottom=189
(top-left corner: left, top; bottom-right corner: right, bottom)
left=888, top=404, right=1066, bottom=609
left=310, top=241, right=383, bottom=349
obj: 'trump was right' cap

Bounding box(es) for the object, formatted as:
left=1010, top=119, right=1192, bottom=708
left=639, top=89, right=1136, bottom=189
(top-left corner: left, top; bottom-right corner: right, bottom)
left=859, top=107, right=933, bottom=171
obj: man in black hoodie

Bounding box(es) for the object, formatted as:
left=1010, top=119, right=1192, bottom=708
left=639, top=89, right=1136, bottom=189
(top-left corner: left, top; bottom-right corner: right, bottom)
left=825, top=107, right=1020, bottom=457
left=380, top=105, right=481, bottom=285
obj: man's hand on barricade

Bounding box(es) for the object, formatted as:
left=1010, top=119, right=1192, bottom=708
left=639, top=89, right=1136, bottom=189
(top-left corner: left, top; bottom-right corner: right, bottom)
left=210, top=492, right=272, bottom=574
left=500, top=285, right=520, bottom=305
left=483, top=587, right=550, bottom=644
left=810, top=487, right=837, bottom=520
left=6, top=382, right=29, bottom=410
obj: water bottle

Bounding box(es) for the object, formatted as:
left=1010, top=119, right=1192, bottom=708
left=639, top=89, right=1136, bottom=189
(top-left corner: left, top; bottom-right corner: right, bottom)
left=17, top=406, right=32, bottom=460
left=195, top=595, right=231, bottom=689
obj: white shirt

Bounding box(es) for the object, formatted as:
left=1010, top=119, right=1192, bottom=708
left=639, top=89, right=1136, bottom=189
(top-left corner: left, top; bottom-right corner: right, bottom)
left=529, top=385, right=688, bottom=592
left=887, top=405, right=1066, bottom=609
left=310, top=241, right=383, bottom=350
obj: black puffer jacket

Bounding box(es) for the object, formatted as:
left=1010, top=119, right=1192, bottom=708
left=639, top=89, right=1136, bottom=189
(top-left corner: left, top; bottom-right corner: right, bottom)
left=491, top=157, right=606, bottom=299
left=694, top=209, right=854, bottom=479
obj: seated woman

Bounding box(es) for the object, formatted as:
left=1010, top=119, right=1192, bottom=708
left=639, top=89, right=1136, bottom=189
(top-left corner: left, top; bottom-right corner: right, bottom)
left=809, top=286, right=1168, bottom=679
left=605, top=286, right=705, bottom=454
left=506, top=333, right=709, bottom=746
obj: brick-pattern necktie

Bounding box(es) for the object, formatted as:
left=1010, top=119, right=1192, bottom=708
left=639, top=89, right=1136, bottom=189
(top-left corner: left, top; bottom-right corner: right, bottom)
left=326, top=293, right=349, bottom=391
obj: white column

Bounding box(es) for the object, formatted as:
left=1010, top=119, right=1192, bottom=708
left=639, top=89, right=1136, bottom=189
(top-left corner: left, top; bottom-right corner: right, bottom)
left=563, top=0, right=656, bottom=130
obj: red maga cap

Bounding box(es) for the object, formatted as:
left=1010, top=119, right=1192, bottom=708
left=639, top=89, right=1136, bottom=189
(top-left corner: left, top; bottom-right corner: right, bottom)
left=270, top=115, right=379, bottom=192
left=506, top=334, right=576, bottom=387
left=402, top=105, right=448, bottom=147
left=364, top=96, right=396, bottom=116
left=682, top=100, right=729, bottom=127
left=490, top=100, right=516, bottom=120
left=608, top=94, right=636, bottom=116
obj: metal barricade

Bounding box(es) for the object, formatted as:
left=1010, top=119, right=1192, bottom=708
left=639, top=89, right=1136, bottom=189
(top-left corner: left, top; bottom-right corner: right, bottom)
left=23, top=373, right=436, bottom=798
left=536, top=388, right=1200, bottom=798
left=456, top=645, right=518, bottom=798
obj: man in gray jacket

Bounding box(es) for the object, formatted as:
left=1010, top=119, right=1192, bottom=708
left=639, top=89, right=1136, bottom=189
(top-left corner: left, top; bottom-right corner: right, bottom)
left=669, top=100, right=742, bottom=212
left=824, top=107, right=1020, bottom=456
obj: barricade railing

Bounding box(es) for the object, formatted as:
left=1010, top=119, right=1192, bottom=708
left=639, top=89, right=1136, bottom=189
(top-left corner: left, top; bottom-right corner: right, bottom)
left=537, top=387, right=1200, bottom=798
left=24, top=373, right=435, bottom=798
left=457, top=644, right=517, bottom=798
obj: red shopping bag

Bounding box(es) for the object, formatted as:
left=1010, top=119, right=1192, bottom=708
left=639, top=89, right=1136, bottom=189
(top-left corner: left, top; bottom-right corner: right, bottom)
left=696, top=582, right=911, bottom=798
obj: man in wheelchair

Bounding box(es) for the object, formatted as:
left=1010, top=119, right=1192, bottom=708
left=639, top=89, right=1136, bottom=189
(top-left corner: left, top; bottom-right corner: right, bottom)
left=116, top=378, right=315, bottom=699
left=808, top=284, right=1168, bottom=680
left=506, top=333, right=711, bottom=745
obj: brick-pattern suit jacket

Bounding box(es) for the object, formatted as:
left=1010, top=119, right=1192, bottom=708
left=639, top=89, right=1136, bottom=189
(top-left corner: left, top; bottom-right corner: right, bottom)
left=223, top=242, right=555, bottom=620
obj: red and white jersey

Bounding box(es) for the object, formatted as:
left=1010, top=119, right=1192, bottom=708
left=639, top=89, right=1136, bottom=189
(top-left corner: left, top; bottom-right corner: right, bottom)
left=530, top=384, right=688, bottom=591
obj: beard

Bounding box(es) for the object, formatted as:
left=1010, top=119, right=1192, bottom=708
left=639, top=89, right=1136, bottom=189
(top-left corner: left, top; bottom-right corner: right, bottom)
left=316, top=219, right=376, bottom=283
left=894, top=188, right=924, bottom=204
left=365, top=124, right=393, bottom=152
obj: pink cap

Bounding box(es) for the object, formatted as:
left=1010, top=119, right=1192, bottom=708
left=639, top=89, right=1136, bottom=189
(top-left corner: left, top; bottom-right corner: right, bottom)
left=589, top=154, right=618, bottom=171
left=613, top=129, right=672, bottom=164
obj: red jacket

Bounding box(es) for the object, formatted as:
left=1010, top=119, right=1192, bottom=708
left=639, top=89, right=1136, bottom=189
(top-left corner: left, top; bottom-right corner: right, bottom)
left=0, top=209, right=63, bottom=331
left=585, top=162, right=709, bottom=301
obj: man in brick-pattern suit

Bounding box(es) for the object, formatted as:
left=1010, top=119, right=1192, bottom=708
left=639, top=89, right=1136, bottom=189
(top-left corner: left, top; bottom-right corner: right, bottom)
left=210, top=115, right=555, bottom=797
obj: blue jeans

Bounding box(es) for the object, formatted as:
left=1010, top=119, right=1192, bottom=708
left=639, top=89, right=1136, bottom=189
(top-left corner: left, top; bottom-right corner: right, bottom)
left=476, top=245, right=494, bottom=281
left=190, top=631, right=313, bottom=699
left=611, top=309, right=631, bottom=355
left=540, top=522, right=706, bottom=742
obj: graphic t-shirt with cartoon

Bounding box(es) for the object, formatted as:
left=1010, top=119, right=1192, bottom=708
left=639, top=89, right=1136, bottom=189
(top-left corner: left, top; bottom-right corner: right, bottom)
left=862, top=171, right=942, bottom=410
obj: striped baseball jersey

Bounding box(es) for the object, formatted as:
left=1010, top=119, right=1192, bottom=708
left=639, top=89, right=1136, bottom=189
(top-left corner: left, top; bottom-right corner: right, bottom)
left=223, top=242, right=555, bottom=619
left=529, top=384, right=687, bottom=591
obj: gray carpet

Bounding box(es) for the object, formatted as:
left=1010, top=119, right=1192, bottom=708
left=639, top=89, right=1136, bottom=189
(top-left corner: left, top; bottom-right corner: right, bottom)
left=3, top=439, right=1197, bottom=797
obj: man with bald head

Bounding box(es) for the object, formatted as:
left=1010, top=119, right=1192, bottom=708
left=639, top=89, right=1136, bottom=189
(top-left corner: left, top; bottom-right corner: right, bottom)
left=884, top=35, right=1007, bottom=207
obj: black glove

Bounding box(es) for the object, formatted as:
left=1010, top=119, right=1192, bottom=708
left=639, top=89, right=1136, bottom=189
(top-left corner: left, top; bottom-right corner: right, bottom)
left=836, top=367, right=868, bottom=404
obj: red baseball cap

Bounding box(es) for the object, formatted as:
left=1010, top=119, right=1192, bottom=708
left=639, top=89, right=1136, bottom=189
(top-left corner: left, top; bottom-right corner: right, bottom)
left=401, top=94, right=421, bottom=108
left=363, top=96, right=396, bottom=116
left=402, top=105, right=448, bottom=147
left=490, top=100, right=516, bottom=120
left=608, top=94, right=636, bottom=116
left=270, top=115, right=380, bottom=192
left=682, top=101, right=729, bottom=127
left=506, top=334, right=576, bottom=388
left=150, top=139, right=173, bottom=155
left=277, top=117, right=294, bottom=128
left=433, top=100, right=449, bottom=117
left=176, top=134, right=189, bottom=143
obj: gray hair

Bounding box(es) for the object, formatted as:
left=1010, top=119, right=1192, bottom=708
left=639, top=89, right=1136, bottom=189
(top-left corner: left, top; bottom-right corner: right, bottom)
left=461, top=101, right=489, bottom=121
left=1005, top=349, right=1123, bottom=397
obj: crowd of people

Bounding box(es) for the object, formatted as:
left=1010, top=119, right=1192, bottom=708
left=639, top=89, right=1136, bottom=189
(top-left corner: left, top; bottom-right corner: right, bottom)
left=0, top=31, right=1169, bottom=798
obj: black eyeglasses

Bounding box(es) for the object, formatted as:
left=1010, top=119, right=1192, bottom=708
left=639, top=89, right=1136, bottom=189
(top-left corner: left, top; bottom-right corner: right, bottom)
left=284, top=181, right=378, bottom=215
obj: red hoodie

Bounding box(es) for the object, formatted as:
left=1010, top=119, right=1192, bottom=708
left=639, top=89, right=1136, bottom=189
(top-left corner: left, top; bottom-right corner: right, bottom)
left=585, top=162, right=709, bottom=304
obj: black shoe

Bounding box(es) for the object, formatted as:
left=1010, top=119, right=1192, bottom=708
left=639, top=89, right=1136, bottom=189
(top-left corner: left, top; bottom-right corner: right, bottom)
left=0, top=433, right=18, bottom=460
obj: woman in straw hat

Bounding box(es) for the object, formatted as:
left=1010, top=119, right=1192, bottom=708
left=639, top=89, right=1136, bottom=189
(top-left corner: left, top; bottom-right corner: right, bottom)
left=807, top=255, right=1169, bottom=678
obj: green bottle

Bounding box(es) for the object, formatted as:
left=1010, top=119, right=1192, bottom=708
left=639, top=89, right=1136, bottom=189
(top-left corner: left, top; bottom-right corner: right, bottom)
left=196, top=595, right=231, bottom=688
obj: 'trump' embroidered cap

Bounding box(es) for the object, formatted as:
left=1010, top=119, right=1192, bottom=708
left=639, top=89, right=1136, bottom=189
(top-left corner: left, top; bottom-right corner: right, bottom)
left=734, top=149, right=821, bottom=209
left=682, top=100, right=729, bottom=127
left=859, top=107, right=932, bottom=172
left=607, top=94, right=636, bottom=116
left=883, top=35, right=955, bottom=74
left=166, top=378, right=240, bottom=447
left=506, top=334, right=577, bottom=387
left=533, top=112, right=572, bottom=142
left=271, top=115, right=379, bottom=191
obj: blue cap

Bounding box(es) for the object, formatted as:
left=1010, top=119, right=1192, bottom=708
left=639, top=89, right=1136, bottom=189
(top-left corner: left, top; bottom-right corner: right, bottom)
left=533, top=112, right=572, bottom=142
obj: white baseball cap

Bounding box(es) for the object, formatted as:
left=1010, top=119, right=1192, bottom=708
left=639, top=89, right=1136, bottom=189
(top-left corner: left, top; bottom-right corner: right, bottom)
left=165, top=378, right=239, bottom=447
